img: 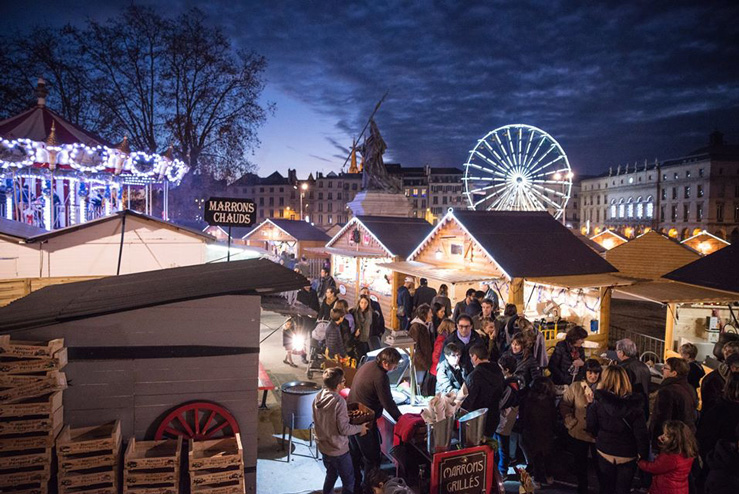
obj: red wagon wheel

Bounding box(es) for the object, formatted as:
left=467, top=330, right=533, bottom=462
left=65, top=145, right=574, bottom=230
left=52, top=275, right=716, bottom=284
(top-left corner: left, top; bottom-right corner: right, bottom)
left=154, top=401, right=240, bottom=440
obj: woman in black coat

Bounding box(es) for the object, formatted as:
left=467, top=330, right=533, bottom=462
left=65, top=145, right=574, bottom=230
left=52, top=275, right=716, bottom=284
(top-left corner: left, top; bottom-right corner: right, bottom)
left=503, top=332, right=541, bottom=388
left=586, top=366, right=649, bottom=494
left=548, top=326, right=588, bottom=386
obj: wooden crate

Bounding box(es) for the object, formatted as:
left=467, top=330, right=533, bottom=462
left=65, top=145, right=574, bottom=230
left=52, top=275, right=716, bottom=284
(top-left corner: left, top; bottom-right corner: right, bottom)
left=57, top=421, right=122, bottom=457
left=0, top=465, right=51, bottom=487
left=0, top=348, right=68, bottom=375
left=124, top=437, right=182, bottom=471
left=190, top=467, right=244, bottom=489
left=0, top=339, right=64, bottom=360
left=0, top=405, right=63, bottom=436
left=0, top=372, right=67, bottom=404
left=0, top=422, right=63, bottom=452
left=58, top=469, right=117, bottom=490
left=191, top=480, right=245, bottom=494
left=188, top=435, right=243, bottom=471
left=58, top=450, right=119, bottom=474
left=57, top=483, right=117, bottom=494
left=0, top=482, right=49, bottom=494
left=0, top=391, right=62, bottom=419
left=0, top=448, right=52, bottom=470
left=122, top=487, right=178, bottom=494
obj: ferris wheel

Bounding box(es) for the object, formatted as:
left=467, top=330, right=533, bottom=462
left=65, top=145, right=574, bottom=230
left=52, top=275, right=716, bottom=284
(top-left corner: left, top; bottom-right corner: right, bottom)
left=462, top=124, right=573, bottom=220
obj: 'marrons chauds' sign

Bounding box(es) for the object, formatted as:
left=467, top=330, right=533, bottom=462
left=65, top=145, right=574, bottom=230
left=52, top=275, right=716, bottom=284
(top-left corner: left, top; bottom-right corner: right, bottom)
left=204, top=197, right=257, bottom=227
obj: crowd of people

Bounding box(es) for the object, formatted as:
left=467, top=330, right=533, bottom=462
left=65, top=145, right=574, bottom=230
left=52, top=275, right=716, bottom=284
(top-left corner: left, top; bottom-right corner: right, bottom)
left=299, top=271, right=739, bottom=494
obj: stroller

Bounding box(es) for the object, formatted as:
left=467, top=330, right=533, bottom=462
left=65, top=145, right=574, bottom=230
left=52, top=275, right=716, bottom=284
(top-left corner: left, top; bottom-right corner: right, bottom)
left=306, top=319, right=329, bottom=379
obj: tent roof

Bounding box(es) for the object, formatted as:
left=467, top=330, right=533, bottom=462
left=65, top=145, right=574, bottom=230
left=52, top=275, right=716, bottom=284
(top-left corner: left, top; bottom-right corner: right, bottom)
left=0, top=259, right=307, bottom=332
left=25, top=210, right=215, bottom=243
left=420, top=211, right=617, bottom=278
left=604, top=231, right=700, bottom=280
left=0, top=217, right=47, bottom=241
left=0, top=105, right=112, bottom=147
left=663, top=243, right=739, bottom=294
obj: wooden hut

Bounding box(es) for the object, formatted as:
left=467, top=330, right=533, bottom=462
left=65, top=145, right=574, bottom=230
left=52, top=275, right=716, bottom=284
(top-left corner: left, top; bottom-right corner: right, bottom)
left=589, top=229, right=628, bottom=250
left=380, top=210, right=628, bottom=347
left=0, top=258, right=307, bottom=493
left=324, top=216, right=433, bottom=327
left=605, top=231, right=700, bottom=281
left=243, top=218, right=330, bottom=260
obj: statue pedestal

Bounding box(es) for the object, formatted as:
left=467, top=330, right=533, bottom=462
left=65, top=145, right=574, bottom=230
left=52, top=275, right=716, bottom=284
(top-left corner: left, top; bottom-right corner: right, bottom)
left=347, top=190, right=413, bottom=218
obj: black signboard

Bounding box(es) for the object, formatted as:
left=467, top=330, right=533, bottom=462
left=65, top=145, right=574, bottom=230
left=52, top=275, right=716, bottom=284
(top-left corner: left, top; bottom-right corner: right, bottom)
left=431, top=445, right=494, bottom=494
left=204, top=197, right=257, bottom=227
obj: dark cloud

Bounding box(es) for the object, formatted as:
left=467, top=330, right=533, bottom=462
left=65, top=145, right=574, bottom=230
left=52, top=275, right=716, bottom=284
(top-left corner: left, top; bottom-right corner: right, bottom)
left=3, top=0, right=738, bottom=175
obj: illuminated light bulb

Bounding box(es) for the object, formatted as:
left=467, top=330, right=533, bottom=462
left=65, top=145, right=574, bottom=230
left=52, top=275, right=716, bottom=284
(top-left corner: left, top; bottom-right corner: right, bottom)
left=553, top=172, right=562, bottom=181
left=602, top=238, right=615, bottom=250
left=698, top=241, right=711, bottom=254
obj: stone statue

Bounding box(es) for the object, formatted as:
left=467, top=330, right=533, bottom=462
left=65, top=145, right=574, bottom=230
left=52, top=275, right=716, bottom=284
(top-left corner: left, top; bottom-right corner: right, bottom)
left=359, top=119, right=402, bottom=193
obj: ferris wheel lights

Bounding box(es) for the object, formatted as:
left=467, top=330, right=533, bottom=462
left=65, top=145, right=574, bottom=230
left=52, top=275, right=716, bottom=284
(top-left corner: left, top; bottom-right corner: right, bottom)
left=553, top=172, right=562, bottom=181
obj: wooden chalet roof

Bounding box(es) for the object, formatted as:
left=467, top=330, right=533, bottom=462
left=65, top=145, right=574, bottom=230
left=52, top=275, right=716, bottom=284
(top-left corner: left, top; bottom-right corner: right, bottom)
left=604, top=231, right=699, bottom=280
left=663, top=243, right=739, bottom=294
left=0, top=217, right=47, bottom=241
left=616, top=281, right=739, bottom=304
left=412, top=211, right=617, bottom=278
left=0, top=259, right=307, bottom=332
left=243, top=219, right=330, bottom=242
left=327, top=216, right=433, bottom=258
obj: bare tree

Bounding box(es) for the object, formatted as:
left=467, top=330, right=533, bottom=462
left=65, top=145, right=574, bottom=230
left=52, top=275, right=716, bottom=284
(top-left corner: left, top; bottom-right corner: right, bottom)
left=162, top=9, right=271, bottom=180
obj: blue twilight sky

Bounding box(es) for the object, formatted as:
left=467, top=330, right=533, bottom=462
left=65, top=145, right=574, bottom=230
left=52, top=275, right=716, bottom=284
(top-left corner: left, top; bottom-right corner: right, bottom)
left=2, top=0, right=738, bottom=180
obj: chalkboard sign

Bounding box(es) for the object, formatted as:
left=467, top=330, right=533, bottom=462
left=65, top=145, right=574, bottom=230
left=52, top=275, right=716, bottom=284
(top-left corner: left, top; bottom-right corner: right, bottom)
left=431, top=445, right=495, bottom=494
left=204, top=197, right=257, bottom=227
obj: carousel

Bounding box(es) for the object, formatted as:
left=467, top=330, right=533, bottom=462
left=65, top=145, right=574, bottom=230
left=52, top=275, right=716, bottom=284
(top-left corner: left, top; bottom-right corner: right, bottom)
left=0, top=79, right=188, bottom=229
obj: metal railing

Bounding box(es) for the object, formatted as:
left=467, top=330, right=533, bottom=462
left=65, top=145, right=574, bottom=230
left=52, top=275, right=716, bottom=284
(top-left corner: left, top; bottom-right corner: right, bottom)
left=609, top=325, right=665, bottom=362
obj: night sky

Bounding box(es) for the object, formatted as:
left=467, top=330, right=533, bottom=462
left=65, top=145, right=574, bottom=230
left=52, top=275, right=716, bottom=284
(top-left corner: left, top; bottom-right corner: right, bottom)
left=2, top=1, right=738, bottom=179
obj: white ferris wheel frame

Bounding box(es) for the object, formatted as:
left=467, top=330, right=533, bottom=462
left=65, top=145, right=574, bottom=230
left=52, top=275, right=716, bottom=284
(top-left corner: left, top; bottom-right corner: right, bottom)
left=462, top=124, right=572, bottom=220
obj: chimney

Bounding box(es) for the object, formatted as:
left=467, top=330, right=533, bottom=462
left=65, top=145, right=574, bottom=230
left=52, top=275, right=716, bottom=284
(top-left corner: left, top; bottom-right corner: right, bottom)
left=35, top=78, right=48, bottom=107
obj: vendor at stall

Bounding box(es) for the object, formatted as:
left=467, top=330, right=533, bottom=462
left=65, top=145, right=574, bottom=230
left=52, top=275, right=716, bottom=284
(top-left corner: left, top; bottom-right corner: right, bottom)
left=348, top=347, right=404, bottom=487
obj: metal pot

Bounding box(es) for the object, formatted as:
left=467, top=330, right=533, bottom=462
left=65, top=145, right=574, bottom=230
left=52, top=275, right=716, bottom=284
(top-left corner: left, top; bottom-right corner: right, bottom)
left=281, top=381, right=320, bottom=430
left=458, top=408, right=488, bottom=448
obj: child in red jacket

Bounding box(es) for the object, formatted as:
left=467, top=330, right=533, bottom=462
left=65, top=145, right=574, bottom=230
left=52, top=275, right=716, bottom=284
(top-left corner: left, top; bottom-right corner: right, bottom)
left=638, top=420, right=697, bottom=494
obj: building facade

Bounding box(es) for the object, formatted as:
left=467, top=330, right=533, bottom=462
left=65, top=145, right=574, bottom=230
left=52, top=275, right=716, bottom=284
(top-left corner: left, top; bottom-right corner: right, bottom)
left=580, top=132, right=739, bottom=242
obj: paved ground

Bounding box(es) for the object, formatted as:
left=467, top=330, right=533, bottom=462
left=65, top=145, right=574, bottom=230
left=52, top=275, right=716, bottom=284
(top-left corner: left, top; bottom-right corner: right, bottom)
left=255, top=308, right=595, bottom=493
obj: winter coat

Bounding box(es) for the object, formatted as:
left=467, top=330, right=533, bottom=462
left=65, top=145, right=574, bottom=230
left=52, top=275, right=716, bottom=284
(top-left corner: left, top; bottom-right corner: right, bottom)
left=370, top=299, right=385, bottom=338
left=530, top=329, right=549, bottom=368
left=503, top=349, right=541, bottom=388
left=586, top=390, right=649, bottom=459
left=520, top=386, right=557, bottom=456
left=705, top=439, right=739, bottom=494
left=353, top=307, right=373, bottom=343
left=435, top=359, right=467, bottom=395
left=461, top=361, right=505, bottom=437
left=560, top=380, right=596, bottom=443
left=317, top=297, right=338, bottom=321
left=396, top=286, right=413, bottom=320
left=325, top=321, right=346, bottom=358
left=431, top=295, right=452, bottom=318
left=313, top=388, right=363, bottom=456
left=701, top=365, right=729, bottom=413
left=443, top=330, right=483, bottom=375
left=619, top=356, right=652, bottom=418
left=651, top=376, right=697, bottom=443
left=430, top=334, right=446, bottom=377
left=408, top=318, right=433, bottom=372
left=687, top=361, right=705, bottom=390
left=413, top=285, right=437, bottom=308
left=548, top=340, right=586, bottom=386
left=348, top=360, right=402, bottom=421
left=697, top=398, right=739, bottom=460
left=638, top=453, right=693, bottom=494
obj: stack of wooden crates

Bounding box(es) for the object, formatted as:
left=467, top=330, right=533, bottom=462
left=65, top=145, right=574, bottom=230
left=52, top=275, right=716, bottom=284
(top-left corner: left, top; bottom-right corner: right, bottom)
left=189, top=434, right=245, bottom=494
left=123, top=436, right=182, bottom=494
left=56, top=420, right=121, bottom=494
left=0, top=335, right=68, bottom=494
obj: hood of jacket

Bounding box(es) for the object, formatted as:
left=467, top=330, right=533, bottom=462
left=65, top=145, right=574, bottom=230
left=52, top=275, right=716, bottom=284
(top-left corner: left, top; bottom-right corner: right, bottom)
left=410, top=317, right=427, bottom=326
left=315, top=388, right=341, bottom=410
left=594, top=389, right=642, bottom=419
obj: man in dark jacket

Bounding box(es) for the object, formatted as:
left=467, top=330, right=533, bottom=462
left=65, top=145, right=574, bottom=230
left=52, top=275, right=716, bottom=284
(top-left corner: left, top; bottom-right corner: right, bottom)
left=452, top=288, right=478, bottom=321
left=348, top=348, right=403, bottom=487
left=360, top=286, right=385, bottom=349
left=461, top=342, right=505, bottom=437
left=413, top=278, right=437, bottom=307
left=443, top=314, right=482, bottom=375
left=296, top=285, right=320, bottom=313
left=616, top=338, right=652, bottom=418
left=317, top=268, right=336, bottom=303
left=435, top=342, right=467, bottom=394
left=651, top=357, right=697, bottom=444
left=396, top=277, right=413, bottom=331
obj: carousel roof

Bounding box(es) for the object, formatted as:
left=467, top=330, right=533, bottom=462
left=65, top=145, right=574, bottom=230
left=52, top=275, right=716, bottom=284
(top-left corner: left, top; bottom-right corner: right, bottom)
left=0, top=104, right=112, bottom=148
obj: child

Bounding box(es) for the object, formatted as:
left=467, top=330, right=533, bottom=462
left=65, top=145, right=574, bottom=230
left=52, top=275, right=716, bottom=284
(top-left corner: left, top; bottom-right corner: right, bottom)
left=365, top=468, right=411, bottom=494
left=325, top=308, right=347, bottom=358
left=638, top=420, right=697, bottom=494
left=680, top=342, right=705, bottom=391
left=282, top=318, right=299, bottom=367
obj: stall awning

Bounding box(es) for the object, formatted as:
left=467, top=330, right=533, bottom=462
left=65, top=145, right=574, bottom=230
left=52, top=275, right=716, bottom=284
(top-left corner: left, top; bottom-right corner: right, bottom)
left=377, top=261, right=496, bottom=284
left=615, top=281, right=739, bottom=304
left=526, top=273, right=635, bottom=289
